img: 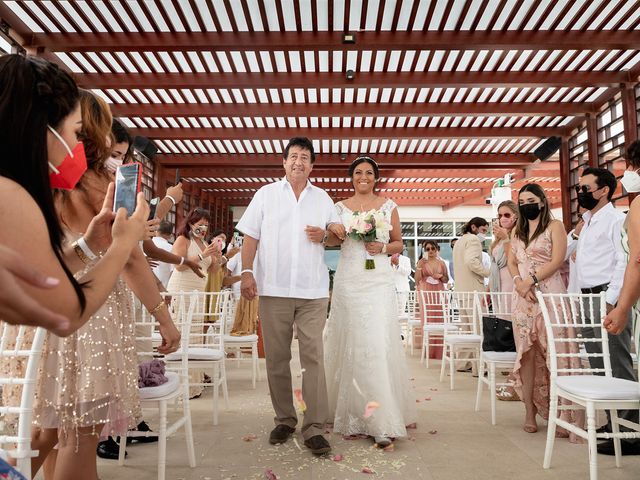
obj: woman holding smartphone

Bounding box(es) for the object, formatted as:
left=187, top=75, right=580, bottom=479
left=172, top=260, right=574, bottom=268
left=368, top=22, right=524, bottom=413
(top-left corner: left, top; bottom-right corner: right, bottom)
left=167, top=207, right=222, bottom=397
left=0, top=55, right=149, bottom=480
left=31, top=89, right=181, bottom=479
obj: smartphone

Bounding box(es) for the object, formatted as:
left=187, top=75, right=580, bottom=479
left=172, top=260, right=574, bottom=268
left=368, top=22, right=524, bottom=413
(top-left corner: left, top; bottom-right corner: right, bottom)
left=148, top=197, right=160, bottom=220
left=175, top=168, right=181, bottom=185
left=113, top=163, right=142, bottom=216
left=233, top=232, right=243, bottom=247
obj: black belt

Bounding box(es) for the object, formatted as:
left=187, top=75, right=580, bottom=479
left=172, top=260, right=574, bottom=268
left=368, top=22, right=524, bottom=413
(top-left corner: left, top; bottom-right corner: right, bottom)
left=581, top=283, right=609, bottom=294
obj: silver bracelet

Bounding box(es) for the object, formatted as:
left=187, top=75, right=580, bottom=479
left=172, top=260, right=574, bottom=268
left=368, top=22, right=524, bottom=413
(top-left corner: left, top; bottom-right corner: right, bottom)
left=241, top=269, right=253, bottom=275
left=166, top=194, right=177, bottom=206
left=179, top=257, right=185, bottom=265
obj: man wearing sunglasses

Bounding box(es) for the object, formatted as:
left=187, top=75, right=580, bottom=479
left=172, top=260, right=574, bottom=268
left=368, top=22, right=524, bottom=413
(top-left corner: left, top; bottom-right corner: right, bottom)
left=568, top=167, right=639, bottom=456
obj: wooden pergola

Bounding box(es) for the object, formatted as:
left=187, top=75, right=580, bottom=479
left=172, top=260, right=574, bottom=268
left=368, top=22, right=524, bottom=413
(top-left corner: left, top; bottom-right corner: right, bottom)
left=2, top=0, right=640, bottom=232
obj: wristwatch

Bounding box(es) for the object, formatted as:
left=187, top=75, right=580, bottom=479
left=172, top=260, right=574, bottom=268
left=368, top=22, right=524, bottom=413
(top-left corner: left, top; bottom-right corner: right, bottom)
left=322, top=231, right=329, bottom=245
left=571, top=232, right=579, bottom=241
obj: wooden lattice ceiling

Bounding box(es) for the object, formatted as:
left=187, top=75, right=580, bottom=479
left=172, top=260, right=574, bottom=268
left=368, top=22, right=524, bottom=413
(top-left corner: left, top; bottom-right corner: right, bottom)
left=2, top=0, right=640, bottom=209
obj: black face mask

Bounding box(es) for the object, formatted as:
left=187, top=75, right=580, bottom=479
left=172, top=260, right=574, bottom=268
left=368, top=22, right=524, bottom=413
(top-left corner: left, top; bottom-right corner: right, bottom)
left=577, top=191, right=600, bottom=211
left=520, top=203, right=542, bottom=221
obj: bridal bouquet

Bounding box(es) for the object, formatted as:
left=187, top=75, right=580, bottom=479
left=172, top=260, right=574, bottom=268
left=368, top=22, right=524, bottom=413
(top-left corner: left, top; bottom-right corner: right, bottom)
left=346, top=209, right=393, bottom=270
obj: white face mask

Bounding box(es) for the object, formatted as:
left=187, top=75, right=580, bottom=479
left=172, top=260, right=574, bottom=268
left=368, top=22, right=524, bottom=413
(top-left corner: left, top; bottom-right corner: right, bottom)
left=47, top=125, right=73, bottom=173
left=621, top=170, right=640, bottom=193
left=105, top=156, right=123, bottom=173
left=477, top=233, right=487, bottom=242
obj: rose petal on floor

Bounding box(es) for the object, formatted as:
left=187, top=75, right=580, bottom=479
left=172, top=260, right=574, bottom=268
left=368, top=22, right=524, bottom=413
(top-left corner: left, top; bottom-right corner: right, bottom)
left=264, top=469, right=279, bottom=480
left=363, top=401, right=381, bottom=418
left=428, top=430, right=438, bottom=435
left=361, top=467, right=375, bottom=474
left=242, top=434, right=258, bottom=442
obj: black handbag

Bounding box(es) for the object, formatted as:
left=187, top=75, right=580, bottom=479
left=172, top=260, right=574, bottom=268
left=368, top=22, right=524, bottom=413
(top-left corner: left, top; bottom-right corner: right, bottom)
left=482, top=316, right=516, bottom=352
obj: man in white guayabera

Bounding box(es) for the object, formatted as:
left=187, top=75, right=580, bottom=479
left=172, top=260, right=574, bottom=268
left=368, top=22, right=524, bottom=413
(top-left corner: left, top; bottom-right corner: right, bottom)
left=237, top=137, right=344, bottom=455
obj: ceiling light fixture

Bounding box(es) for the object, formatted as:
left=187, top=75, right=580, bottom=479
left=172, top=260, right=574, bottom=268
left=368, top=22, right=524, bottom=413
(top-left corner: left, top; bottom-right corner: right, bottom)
left=342, top=33, right=356, bottom=44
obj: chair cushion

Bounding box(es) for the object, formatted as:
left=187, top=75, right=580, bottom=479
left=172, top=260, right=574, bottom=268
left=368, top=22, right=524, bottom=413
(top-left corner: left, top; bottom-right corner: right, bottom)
left=445, top=334, right=482, bottom=344
left=139, top=371, right=181, bottom=400
left=224, top=334, right=259, bottom=343
left=164, top=347, right=224, bottom=361
left=482, top=351, right=517, bottom=362
left=424, top=324, right=458, bottom=332
left=556, top=375, right=640, bottom=401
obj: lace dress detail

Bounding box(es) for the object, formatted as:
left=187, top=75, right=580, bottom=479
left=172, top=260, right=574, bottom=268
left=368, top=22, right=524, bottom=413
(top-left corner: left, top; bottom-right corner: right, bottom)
left=324, top=199, right=416, bottom=438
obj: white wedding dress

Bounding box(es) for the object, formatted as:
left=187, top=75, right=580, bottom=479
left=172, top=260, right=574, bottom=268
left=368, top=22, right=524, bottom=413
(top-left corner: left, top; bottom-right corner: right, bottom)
left=324, top=199, right=416, bottom=438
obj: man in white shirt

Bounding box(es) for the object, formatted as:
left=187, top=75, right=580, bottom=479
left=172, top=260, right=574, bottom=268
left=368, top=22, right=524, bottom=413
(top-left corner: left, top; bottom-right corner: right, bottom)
left=390, top=253, right=411, bottom=313
left=151, top=221, right=175, bottom=289
left=570, top=167, right=639, bottom=456
left=237, top=137, right=342, bottom=455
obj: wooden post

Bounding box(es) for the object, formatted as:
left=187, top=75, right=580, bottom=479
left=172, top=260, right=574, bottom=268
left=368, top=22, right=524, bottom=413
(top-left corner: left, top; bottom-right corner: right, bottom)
left=621, top=83, right=638, bottom=203
left=559, top=137, right=572, bottom=231
left=586, top=113, right=599, bottom=168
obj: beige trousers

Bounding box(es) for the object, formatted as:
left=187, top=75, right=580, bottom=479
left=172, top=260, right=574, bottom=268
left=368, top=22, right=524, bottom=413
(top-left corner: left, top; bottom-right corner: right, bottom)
left=259, top=296, right=329, bottom=440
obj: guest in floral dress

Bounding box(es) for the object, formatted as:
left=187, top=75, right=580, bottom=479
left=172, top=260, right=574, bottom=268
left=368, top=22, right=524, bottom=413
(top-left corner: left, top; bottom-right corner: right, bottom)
left=415, top=240, right=449, bottom=359
left=507, top=183, right=584, bottom=441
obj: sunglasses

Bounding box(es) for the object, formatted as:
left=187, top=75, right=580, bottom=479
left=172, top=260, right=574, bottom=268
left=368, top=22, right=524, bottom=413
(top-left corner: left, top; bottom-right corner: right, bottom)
left=497, top=212, right=512, bottom=219
left=425, top=247, right=436, bottom=251
left=574, top=185, right=602, bottom=194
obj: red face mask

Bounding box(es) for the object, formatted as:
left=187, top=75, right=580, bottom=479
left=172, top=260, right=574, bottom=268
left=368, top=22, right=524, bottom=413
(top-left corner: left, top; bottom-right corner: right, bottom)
left=48, top=126, right=87, bottom=190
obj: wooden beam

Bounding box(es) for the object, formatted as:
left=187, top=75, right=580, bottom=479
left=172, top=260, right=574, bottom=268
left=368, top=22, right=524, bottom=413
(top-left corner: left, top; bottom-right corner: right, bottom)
left=559, top=137, right=572, bottom=230
left=136, top=125, right=562, bottom=141
left=586, top=113, right=599, bottom=168
left=110, top=101, right=597, bottom=118
left=188, top=179, right=560, bottom=190
left=74, top=70, right=628, bottom=90
left=156, top=153, right=535, bottom=168
left=26, top=30, right=640, bottom=52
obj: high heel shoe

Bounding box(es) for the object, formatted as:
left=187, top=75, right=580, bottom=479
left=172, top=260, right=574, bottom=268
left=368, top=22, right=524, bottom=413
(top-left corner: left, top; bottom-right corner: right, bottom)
left=523, top=406, right=538, bottom=433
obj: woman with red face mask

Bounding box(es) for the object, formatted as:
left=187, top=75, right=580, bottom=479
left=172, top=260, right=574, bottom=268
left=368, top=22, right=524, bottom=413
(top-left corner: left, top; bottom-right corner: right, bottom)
left=0, top=55, right=149, bottom=478
left=30, top=90, right=180, bottom=480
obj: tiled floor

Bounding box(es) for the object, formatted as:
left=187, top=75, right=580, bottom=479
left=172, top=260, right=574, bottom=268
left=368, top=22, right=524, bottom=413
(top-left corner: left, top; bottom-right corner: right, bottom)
left=92, top=344, right=640, bottom=480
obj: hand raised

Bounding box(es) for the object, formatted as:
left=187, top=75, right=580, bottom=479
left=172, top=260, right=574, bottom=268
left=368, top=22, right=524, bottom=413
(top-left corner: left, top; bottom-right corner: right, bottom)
left=165, top=182, right=184, bottom=205
left=84, top=182, right=117, bottom=253
left=111, top=192, right=149, bottom=251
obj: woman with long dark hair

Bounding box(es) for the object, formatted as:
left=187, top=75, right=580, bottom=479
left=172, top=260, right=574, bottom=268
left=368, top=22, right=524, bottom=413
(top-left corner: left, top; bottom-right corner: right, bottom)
left=167, top=207, right=222, bottom=397
left=0, top=54, right=148, bottom=477
left=507, top=183, right=583, bottom=441
left=324, top=156, right=416, bottom=448
left=415, top=239, right=449, bottom=359
left=32, top=89, right=180, bottom=479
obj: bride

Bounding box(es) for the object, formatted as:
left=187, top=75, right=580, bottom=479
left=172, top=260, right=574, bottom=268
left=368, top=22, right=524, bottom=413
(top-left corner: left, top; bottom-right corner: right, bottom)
left=324, top=156, right=416, bottom=447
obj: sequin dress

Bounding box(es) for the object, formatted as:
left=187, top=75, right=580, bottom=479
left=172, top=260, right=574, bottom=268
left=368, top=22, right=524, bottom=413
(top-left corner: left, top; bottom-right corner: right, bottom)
left=32, top=235, right=141, bottom=439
